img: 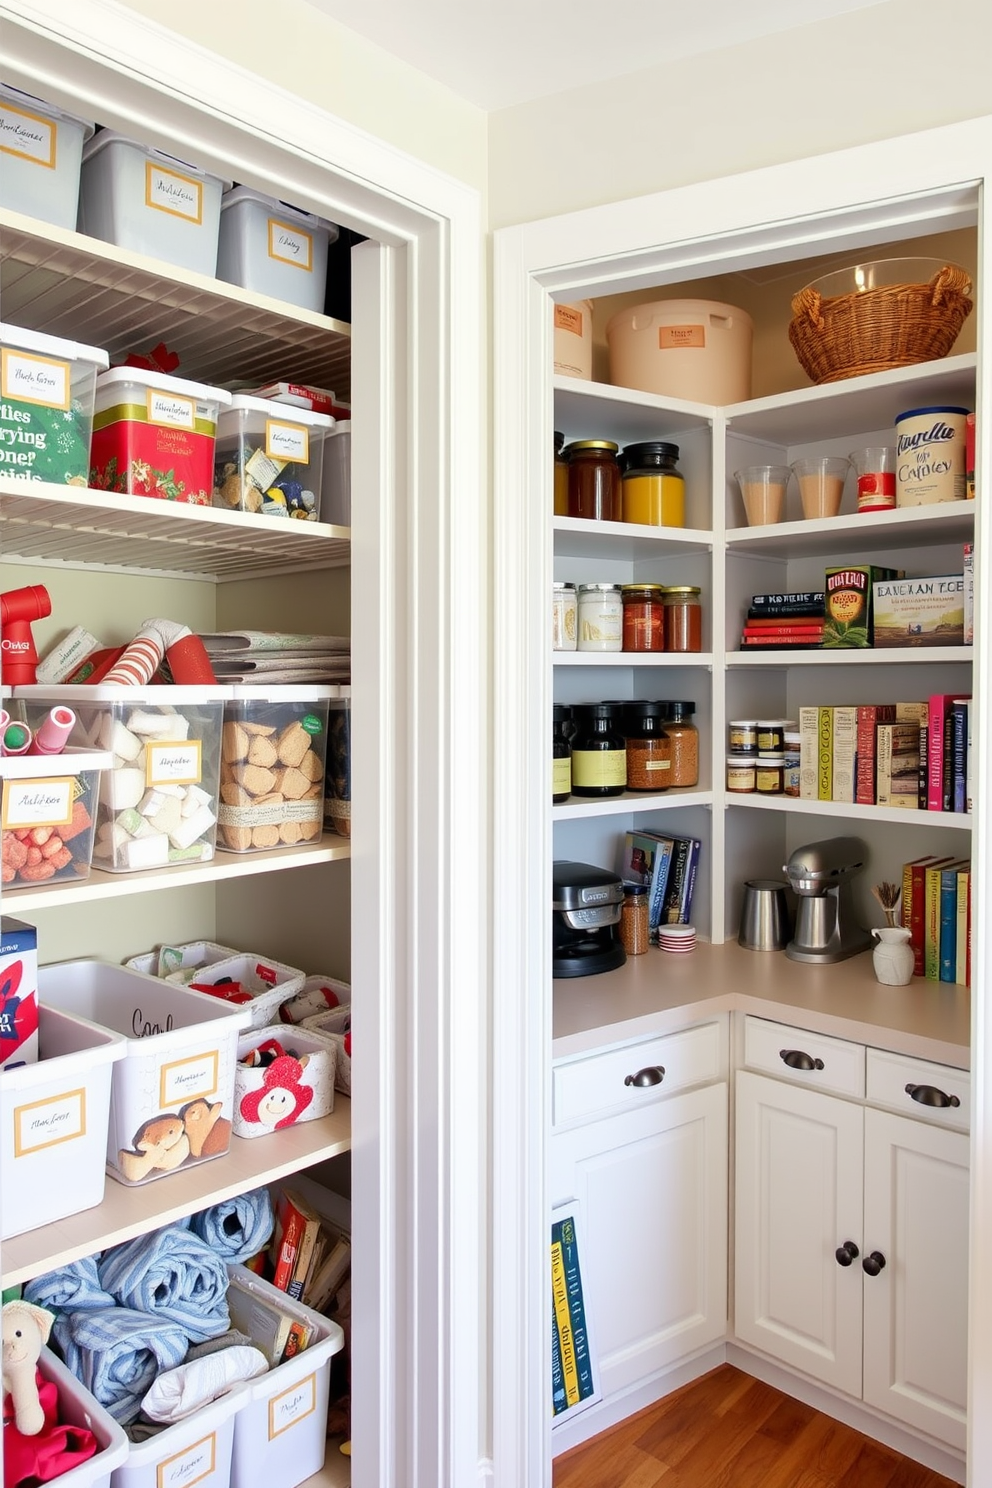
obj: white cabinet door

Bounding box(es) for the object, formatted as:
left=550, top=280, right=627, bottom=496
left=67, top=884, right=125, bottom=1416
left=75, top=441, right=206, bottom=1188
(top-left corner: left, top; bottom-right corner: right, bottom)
left=862, top=1107, right=969, bottom=1451
left=551, top=1081, right=728, bottom=1399
left=735, top=1069, right=864, bottom=1395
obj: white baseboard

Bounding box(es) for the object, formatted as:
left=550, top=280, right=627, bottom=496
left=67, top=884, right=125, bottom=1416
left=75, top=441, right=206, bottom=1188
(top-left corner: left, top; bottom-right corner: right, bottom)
left=550, top=1343, right=728, bottom=1456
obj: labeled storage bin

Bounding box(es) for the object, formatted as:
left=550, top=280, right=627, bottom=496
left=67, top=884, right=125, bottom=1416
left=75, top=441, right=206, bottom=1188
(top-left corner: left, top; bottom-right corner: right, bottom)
left=301, top=1002, right=352, bottom=1097
left=1, top=1002, right=125, bottom=1237
left=32, top=1345, right=130, bottom=1488
left=227, top=1264, right=345, bottom=1488
left=182, top=952, right=305, bottom=1029
left=212, top=395, right=333, bottom=519
left=553, top=299, right=593, bottom=380
left=15, top=686, right=226, bottom=872
left=606, top=298, right=753, bottom=404
left=90, top=368, right=232, bottom=505
left=124, top=940, right=240, bottom=980
left=218, top=687, right=332, bottom=850
left=1, top=747, right=111, bottom=888
left=319, top=420, right=351, bottom=526
left=217, top=186, right=338, bottom=312
left=78, top=130, right=228, bottom=276
left=0, top=322, right=109, bottom=485
left=233, top=1023, right=335, bottom=1138
left=279, top=973, right=351, bottom=1026
left=323, top=686, right=351, bottom=838
left=108, top=1372, right=245, bottom=1488
left=37, top=959, right=250, bottom=1186
left=0, top=83, right=94, bottom=228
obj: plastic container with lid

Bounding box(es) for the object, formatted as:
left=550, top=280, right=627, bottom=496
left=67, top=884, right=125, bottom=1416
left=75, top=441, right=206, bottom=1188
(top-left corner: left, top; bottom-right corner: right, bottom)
left=78, top=130, right=229, bottom=275
left=0, top=322, right=109, bottom=485
left=319, top=420, right=351, bottom=526
left=0, top=83, right=94, bottom=228
left=90, top=367, right=231, bottom=505
left=569, top=702, right=626, bottom=798
left=622, top=701, right=671, bottom=792
left=553, top=704, right=572, bottom=803
left=620, top=441, right=685, bottom=527
left=664, top=700, right=699, bottom=788
left=606, top=298, right=753, bottom=404
left=213, top=394, right=333, bottom=519
left=565, top=440, right=621, bottom=521
left=577, top=583, right=622, bottom=652
left=218, top=686, right=333, bottom=853
left=663, top=585, right=703, bottom=652
left=553, top=430, right=568, bottom=515
left=323, top=686, right=351, bottom=839
left=0, top=747, right=111, bottom=889
left=217, top=185, right=338, bottom=312
left=621, top=584, right=665, bottom=652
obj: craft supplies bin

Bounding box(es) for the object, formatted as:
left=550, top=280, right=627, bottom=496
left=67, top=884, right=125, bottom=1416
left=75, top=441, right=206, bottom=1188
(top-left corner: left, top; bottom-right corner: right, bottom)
left=124, top=941, right=240, bottom=980
left=1, top=747, right=111, bottom=889
left=0, top=83, right=94, bottom=228
left=78, top=130, right=228, bottom=276
left=0, top=322, right=109, bottom=485
left=606, top=297, right=753, bottom=404
left=233, top=1024, right=336, bottom=1138
left=319, top=420, right=351, bottom=526
left=1, top=1003, right=125, bottom=1238
left=227, top=1264, right=345, bottom=1488
left=15, top=686, right=226, bottom=872
left=90, top=368, right=232, bottom=505
left=108, top=1373, right=246, bottom=1488
left=323, top=686, right=351, bottom=838
left=37, top=959, right=250, bottom=1186
left=212, top=395, right=333, bottom=519
left=216, top=186, right=338, bottom=312
left=181, top=951, right=306, bottom=1028
left=35, top=1345, right=130, bottom=1488
left=302, top=1002, right=352, bottom=1096
left=218, top=686, right=333, bottom=851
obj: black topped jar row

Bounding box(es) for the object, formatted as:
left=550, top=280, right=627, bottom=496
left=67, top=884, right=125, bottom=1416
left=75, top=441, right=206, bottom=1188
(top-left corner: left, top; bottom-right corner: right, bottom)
left=553, top=700, right=699, bottom=801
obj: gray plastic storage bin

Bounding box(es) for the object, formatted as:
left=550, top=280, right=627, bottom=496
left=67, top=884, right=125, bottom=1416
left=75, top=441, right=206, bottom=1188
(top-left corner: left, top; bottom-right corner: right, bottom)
left=0, top=83, right=93, bottom=228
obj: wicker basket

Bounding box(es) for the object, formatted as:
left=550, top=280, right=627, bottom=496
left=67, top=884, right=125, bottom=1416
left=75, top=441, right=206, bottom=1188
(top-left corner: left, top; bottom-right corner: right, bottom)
left=789, top=263, right=973, bottom=384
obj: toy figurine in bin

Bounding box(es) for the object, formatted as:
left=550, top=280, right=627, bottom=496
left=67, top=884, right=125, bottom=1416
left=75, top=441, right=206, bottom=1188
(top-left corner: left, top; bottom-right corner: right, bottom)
left=218, top=688, right=332, bottom=852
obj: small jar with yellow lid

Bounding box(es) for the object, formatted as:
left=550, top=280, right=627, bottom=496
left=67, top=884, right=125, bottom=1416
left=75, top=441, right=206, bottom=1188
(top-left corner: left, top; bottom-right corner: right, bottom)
left=663, top=585, right=702, bottom=652
left=565, top=439, right=622, bottom=521
left=620, top=441, right=685, bottom=527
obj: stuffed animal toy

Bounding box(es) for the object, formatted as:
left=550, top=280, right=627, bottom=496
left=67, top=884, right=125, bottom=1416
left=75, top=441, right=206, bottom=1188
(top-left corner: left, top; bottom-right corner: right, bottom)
left=2, top=1300, right=53, bottom=1435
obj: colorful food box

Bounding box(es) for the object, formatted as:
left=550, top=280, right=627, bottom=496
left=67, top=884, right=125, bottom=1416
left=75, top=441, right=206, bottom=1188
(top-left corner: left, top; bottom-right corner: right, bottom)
left=872, top=574, right=965, bottom=648
left=90, top=368, right=231, bottom=504
left=0, top=916, right=38, bottom=1069
left=823, top=565, right=902, bottom=648
left=1, top=322, right=108, bottom=486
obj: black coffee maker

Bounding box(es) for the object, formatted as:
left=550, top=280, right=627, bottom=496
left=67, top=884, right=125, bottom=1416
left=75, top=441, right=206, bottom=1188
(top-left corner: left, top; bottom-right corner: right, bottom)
left=553, top=861, right=627, bottom=978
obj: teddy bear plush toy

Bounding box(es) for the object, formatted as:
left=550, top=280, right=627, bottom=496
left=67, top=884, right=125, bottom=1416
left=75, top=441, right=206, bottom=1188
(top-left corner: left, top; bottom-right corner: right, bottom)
left=2, top=1300, right=52, bottom=1436
left=3, top=1299, right=99, bottom=1487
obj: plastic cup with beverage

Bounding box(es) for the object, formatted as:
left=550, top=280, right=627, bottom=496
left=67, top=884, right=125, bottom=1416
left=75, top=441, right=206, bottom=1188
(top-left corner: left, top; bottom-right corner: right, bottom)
left=735, top=465, right=791, bottom=526
left=849, top=446, right=896, bottom=513
left=791, top=455, right=850, bottom=519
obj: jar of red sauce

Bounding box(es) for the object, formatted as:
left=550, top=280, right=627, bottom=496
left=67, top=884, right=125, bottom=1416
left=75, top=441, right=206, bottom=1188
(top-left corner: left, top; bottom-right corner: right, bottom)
left=621, top=584, right=665, bottom=652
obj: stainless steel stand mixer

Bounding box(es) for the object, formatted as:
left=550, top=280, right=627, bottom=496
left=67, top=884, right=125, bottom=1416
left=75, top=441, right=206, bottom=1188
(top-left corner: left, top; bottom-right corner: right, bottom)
left=783, top=836, right=873, bottom=963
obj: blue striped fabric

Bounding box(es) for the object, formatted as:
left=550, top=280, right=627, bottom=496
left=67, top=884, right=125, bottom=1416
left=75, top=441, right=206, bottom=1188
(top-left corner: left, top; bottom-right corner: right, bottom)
left=189, top=1188, right=274, bottom=1264
left=53, top=1306, right=187, bottom=1424
left=24, top=1255, right=115, bottom=1315
left=98, top=1226, right=230, bottom=1343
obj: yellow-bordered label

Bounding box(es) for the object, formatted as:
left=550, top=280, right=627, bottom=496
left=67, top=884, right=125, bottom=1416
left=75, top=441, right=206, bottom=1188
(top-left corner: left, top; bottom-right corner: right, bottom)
left=0, top=101, right=56, bottom=168
left=1, top=348, right=71, bottom=410
left=14, top=1088, right=86, bottom=1156
left=146, top=388, right=196, bottom=430
left=268, top=1372, right=317, bottom=1438
left=2, top=776, right=74, bottom=830
left=265, top=418, right=309, bottom=464
left=158, top=1049, right=219, bottom=1108
left=267, top=217, right=313, bottom=272
left=145, top=161, right=203, bottom=224
left=156, top=1432, right=216, bottom=1488
left=145, top=739, right=203, bottom=788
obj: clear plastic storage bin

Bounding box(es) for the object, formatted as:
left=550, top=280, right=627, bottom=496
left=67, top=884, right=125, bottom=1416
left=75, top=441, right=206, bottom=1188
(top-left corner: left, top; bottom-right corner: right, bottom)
left=218, top=686, right=333, bottom=850
left=1, top=748, right=112, bottom=889
left=216, top=186, right=338, bottom=312
left=90, top=368, right=231, bottom=505
left=319, top=421, right=351, bottom=526
left=212, top=395, right=332, bottom=519
left=0, top=83, right=94, bottom=228
left=323, top=687, right=351, bottom=838
left=0, top=322, right=109, bottom=484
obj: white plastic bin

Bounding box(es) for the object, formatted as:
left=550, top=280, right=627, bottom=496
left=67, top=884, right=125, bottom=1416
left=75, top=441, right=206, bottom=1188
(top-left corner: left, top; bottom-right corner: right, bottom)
left=36, top=1345, right=130, bottom=1488
left=184, top=952, right=305, bottom=1029
left=0, top=322, right=109, bottom=485
left=125, top=941, right=240, bottom=980
left=212, top=394, right=333, bottom=519
left=301, top=1004, right=352, bottom=1097
left=218, top=686, right=333, bottom=850
left=78, top=131, right=228, bottom=276
left=319, top=420, right=351, bottom=527
left=217, top=186, right=338, bottom=311
left=606, top=298, right=753, bottom=404
left=1, top=747, right=112, bottom=890
left=90, top=368, right=231, bottom=505
left=227, top=1265, right=344, bottom=1488
left=233, top=1024, right=335, bottom=1138
left=1, top=1002, right=125, bottom=1238
left=0, top=84, right=94, bottom=228
left=109, top=1375, right=245, bottom=1488
left=38, top=959, right=250, bottom=1186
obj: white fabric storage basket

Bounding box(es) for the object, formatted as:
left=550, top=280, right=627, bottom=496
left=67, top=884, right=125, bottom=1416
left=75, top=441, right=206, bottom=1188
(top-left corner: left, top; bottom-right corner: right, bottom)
left=37, top=1345, right=130, bottom=1488
left=183, top=952, right=305, bottom=1028
left=233, top=1024, right=335, bottom=1138
left=217, top=186, right=337, bottom=311
left=38, top=959, right=250, bottom=1186
left=0, top=84, right=94, bottom=228
left=227, top=1265, right=344, bottom=1488
left=124, top=941, right=240, bottom=980
left=318, top=421, right=351, bottom=526
left=606, top=297, right=753, bottom=404
left=1, top=1003, right=125, bottom=1238
left=278, top=972, right=351, bottom=1026
left=108, top=1375, right=245, bottom=1488
left=78, top=131, right=228, bottom=276
left=301, top=1003, right=352, bottom=1096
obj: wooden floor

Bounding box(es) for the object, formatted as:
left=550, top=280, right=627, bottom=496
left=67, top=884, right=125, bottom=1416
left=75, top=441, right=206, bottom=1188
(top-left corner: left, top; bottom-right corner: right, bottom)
left=553, top=1366, right=958, bottom=1488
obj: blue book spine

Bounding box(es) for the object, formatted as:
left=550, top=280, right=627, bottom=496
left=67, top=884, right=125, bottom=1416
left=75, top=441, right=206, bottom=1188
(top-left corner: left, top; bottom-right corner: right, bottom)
left=647, top=837, right=675, bottom=931
left=679, top=838, right=702, bottom=924
left=939, top=869, right=959, bottom=982
left=952, top=702, right=968, bottom=813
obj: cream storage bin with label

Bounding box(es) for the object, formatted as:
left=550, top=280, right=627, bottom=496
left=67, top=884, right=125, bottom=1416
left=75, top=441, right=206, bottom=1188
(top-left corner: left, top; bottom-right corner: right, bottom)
left=0, top=83, right=94, bottom=228
left=1, top=1003, right=125, bottom=1238
left=15, top=686, right=225, bottom=872
left=212, top=395, right=333, bottom=519
left=38, top=959, right=250, bottom=1186
left=226, top=1264, right=345, bottom=1488
left=108, top=1370, right=246, bottom=1488
left=1, top=747, right=112, bottom=890
left=606, top=297, right=754, bottom=404
left=34, top=1347, right=130, bottom=1488
left=0, top=322, right=109, bottom=485
left=232, top=1024, right=336, bottom=1138
left=218, top=686, right=333, bottom=851
left=90, top=368, right=231, bottom=505
left=180, top=951, right=306, bottom=1028
left=319, top=420, right=351, bottom=526
left=78, top=131, right=229, bottom=276
left=216, top=186, right=338, bottom=312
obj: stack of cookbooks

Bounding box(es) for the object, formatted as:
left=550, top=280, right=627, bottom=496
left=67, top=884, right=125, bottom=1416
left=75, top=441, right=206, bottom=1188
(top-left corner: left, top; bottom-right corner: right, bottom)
left=740, top=591, right=825, bottom=649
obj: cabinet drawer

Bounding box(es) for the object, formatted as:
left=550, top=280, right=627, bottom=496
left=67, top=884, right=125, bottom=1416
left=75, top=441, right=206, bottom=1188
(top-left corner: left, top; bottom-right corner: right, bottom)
left=866, top=1047, right=970, bottom=1132
left=553, top=1020, right=724, bottom=1127
left=743, top=1016, right=864, bottom=1098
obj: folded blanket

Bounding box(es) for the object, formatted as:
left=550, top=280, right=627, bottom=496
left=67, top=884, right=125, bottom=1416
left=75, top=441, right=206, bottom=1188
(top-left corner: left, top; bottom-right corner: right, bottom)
left=141, top=1345, right=268, bottom=1423
left=189, top=1189, right=274, bottom=1264
left=53, top=1307, right=187, bottom=1425
left=185, top=1328, right=254, bottom=1362
left=99, top=1226, right=230, bottom=1343
left=24, top=1256, right=115, bottom=1315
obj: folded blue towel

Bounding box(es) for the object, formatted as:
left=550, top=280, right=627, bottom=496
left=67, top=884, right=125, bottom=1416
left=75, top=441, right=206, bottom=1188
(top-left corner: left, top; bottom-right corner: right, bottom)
left=24, top=1256, right=115, bottom=1315
left=53, top=1306, right=188, bottom=1424
left=99, top=1225, right=230, bottom=1343
left=189, top=1188, right=274, bottom=1264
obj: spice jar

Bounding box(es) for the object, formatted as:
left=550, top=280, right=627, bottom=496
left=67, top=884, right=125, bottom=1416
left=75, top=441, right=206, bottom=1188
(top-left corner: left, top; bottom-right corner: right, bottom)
left=663, top=585, right=702, bottom=653
left=728, top=720, right=758, bottom=755
left=552, top=581, right=577, bottom=651
left=621, top=584, right=665, bottom=653
left=727, top=755, right=756, bottom=793
left=553, top=704, right=572, bottom=803
left=756, top=719, right=785, bottom=754
left=663, top=700, right=699, bottom=788
left=554, top=431, right=568, bottom=516
left=570, top=702, right=626, bottom=797
left=622, top=701, right=671, bottom=792
left=755, top=754, right=785, bottom=794
left=565, top=440, right=622, bottom=522
left=620, top=441, right=685, bottom=527
left=620, top=884, right=649, bottom=955
left=577, top=583, right=622, bottom=652
left=783, top=727, right=801, bottom=797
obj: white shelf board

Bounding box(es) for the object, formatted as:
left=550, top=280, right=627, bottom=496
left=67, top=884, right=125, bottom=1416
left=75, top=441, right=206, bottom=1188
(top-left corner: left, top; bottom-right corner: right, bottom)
left=554, top=788, right=713, bottom=820
left=554, top=374, right=714, bottom=442
left=725, top=500, right=974, bottom=558
left=0, top=1101, right=351, bottom=1288
left=0, top=208, right=351, bottom=396
left=553, top=515, right=713, bottom=559
left=5, top=834, right=350, bottom=911
left=0, top=477, right=350, bottom=579
left=726, top=793, right=972, bottom=829
left=555, top=651, right=712, bottom=668
left=728, top=646, right=973, bottom=667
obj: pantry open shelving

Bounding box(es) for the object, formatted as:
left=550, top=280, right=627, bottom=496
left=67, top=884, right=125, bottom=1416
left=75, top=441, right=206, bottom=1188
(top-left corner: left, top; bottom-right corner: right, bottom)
left=728, top=647, right=973, bottom=667
left=553, top=788, right=714, bottom=821
left=728, top=793, right=972, bottom=828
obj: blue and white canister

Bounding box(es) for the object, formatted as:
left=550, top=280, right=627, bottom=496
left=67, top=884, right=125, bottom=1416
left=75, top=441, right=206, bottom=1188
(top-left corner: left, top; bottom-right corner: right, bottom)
left=894, top=405, right=969, bottom=506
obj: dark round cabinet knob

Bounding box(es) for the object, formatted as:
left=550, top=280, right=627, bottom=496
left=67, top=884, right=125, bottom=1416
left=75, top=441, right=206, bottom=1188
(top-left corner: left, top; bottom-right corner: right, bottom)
left=780, top=1049, right=824, bottom=1071
left=835, top=1240, right=860, bottom=1267
left=624, top=1065, right=665, bottom=1088
left=905, top=1082, right=960, bottom=1109
left=862, top=1251, right=886, bottom=1277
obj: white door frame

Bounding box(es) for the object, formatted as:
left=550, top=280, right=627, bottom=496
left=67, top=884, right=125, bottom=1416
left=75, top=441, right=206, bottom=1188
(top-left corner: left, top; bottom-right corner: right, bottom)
left=492, top=117, right=992, bottom=1487
left=0, top=6, right=487, bottom=1486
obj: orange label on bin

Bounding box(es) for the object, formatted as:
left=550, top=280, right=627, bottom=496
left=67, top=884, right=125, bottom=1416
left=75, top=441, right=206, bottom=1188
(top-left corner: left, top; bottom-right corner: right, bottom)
left=660, top=325, right=706, bottom=349
left=555, top=305, right=583, bottom=336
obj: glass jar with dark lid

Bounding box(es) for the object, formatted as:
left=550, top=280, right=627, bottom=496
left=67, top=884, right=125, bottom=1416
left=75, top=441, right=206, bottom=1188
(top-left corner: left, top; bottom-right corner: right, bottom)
left=552, top=703, right=572, bottom=804
left=621, top=583, right=665, bottom=652
left=623, top=700, right=672, bottom=792
left=569, top=701, right=626, bottom=797
left=565, top=440, right=622, bottom=522
left=554, top=430, right=568, bottom=516
left=663, top=700, right=699, bottom=788
left=620, top=441, right=685, bottom=527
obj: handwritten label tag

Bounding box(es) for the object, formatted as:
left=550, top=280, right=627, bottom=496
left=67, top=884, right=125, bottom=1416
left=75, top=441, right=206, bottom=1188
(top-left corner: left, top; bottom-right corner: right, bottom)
left=14, top=1088, right=86, bottom=1156
left=267, top=218, right=313, bottom=272
left=265, top=419, right=309, bottom=464
left=554, top=304, right=583, bottom=337
left=268, top=1372, right=316, bottom=1438
left=146, top=389, right=196, bottom=430
left=0, top=101, right=56, bottom=168
left=156, top=1431, right=216, bottom=1488
left=145, top=740, right=202, bottom=788
left=2, top=777, right=74, bottom=830
left=1, top=348, right=70, bottom=409
left=159, top=1050, right=219, bottom=1108
left=145, top=161, right=203, bottom=224
left=660, top=324, right=705, bottom=350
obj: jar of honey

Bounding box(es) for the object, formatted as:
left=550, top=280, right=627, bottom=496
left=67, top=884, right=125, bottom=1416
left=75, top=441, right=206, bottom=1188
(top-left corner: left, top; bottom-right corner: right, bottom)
left=662, top=585, right=702, bottom=652
left=621, top=583, right=665, bottom=652
left=565, top=440, right=622, bottom=521
left=554, top=430, right=568, bottom=516
left=620, top=441, right=685, bottom=527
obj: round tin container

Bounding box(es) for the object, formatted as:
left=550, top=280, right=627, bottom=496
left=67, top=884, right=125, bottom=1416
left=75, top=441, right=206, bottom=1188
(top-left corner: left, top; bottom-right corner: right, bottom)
left=894, top=405, right=969, bottom=507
